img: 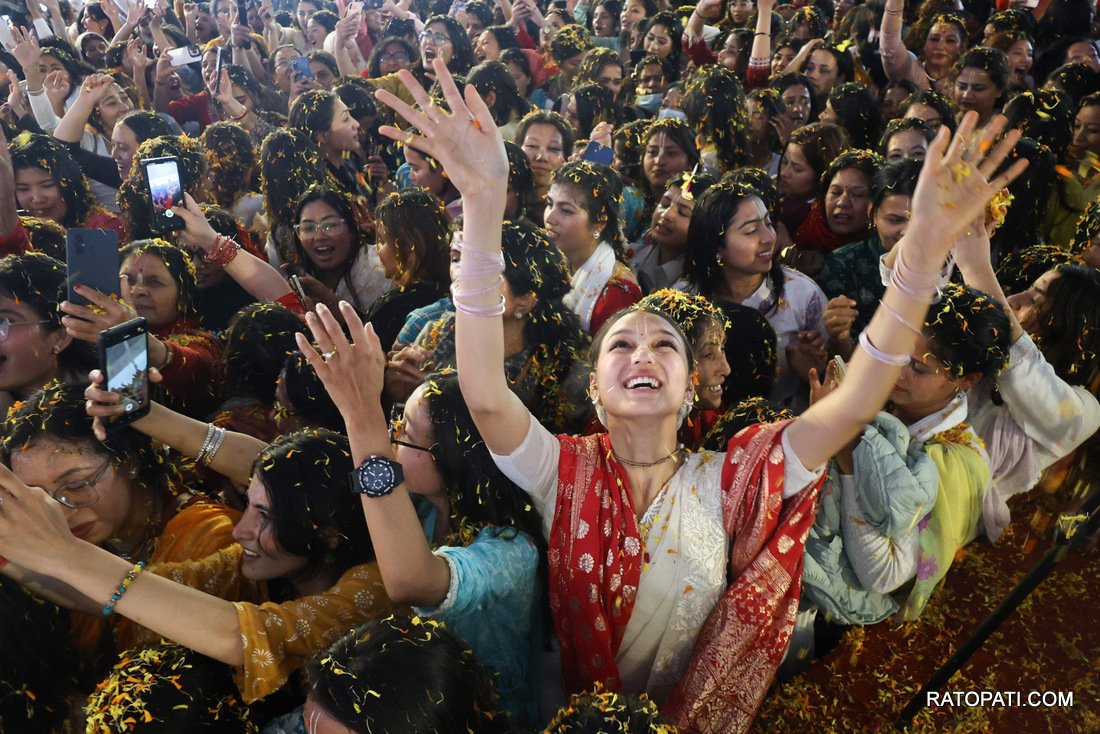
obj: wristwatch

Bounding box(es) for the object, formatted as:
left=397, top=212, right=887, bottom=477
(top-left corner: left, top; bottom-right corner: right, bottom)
left=350, top=456, right=404, bottom=498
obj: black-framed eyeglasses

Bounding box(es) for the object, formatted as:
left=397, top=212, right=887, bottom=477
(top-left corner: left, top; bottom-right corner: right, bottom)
left=0, top=317, right=52, bottom=341
left=379, top=51, right=410, bottom=64
left=51, top=461, right=113, bottom=509
left=389, top=404, right=433, bottom=453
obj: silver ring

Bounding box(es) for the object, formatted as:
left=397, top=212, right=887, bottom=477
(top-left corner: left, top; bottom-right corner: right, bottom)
left=322, top=350, right=337, bottom=360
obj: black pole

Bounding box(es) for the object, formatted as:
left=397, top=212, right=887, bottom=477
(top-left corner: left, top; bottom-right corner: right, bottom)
left=894, top=487, right=1100, bottom=730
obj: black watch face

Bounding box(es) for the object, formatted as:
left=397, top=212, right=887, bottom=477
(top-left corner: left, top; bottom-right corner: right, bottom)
left=355, top=457, right=402, bottom=496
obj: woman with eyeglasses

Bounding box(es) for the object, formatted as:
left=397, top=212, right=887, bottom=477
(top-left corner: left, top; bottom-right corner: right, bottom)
left=368, top=36, right=417, bottom=78
left=287, top=185, right=392, bottom=319
left=0, top=382, right=240, bottom=671
left=297, top=316, right=549, bottom=726
left=370, top=16, right=475, bottom=101
left=0, top=403, right=395, bottom=708
left=0, top=253, right=97, bottom=420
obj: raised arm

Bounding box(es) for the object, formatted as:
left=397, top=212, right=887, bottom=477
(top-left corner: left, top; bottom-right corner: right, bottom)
left=786, top=113, right=1028, bottom=470
left=54, top=73, right=115, bottom=144
left=85, top=371, right=266, bottom=487
left=0, top=465, right=245, bottom=666
left=172, top=192, right=295, bottom=303
left=375, top=60, right=534, bottom=455
left=296, top=302, right=450, bottom=607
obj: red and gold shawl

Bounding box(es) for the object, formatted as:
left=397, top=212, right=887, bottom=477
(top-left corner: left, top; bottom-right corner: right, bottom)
left=549, top=421, right=822, bottom=734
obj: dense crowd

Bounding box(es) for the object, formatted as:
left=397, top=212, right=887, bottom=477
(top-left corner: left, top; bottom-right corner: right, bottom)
left=0, top=0, right=1097, bottom=730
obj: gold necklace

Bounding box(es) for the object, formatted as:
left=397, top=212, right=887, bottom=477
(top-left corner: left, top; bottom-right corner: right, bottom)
left=612, top=444, right=684, bottom=468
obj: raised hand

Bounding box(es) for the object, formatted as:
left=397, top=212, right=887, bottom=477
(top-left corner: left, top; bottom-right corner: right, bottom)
left=0, top=463, right=79, bottom=571
left=77, top=72, right=117, bottom=104
left=905, top=112, right=1027, bottom=265
left=126, top=37, right=151, bottom=73
left=43, top=69, right=71, bottom=110
left=170, top=192, right=220, bottom=251
left=60, top=286, right=138, bottom=343
left=85, top=367, right=162, bottom=441
left=10, top=26, right=41, bottom=76
left=374, top=58, right=508, bottom=203
left=295, top=301, right=386, bottom=422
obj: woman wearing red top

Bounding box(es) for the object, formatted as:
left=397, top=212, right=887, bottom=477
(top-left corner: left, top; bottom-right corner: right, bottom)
left=546, top=160, right=641, bottom=334
left=60, top=240, right=224, bottom=419
left=9, top=132, right=126, bottom=239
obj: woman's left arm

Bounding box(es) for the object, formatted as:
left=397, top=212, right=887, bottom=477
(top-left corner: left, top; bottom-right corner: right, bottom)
left=296, top=302, right=451, bottom=607
left=787, top=114, right=1028, bottom=470
left=0, top=466, right=245, bottom=666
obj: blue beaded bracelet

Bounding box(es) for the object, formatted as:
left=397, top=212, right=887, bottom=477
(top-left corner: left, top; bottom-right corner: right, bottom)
left=102, top=561, right=145, bottom=616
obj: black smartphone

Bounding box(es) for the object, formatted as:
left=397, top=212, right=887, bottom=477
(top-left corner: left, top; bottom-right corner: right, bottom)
left=235, top=0, right=248, bottom=21
left=288, top=274, right=308, bottom=306
left=141, top=156, right=186, bottom=233
left=65, top=228, right=120, bottom=306
left=99, top=317, right=151, bottom=427
left=290, top=55, right=313, bottom=79
left=212, top=46, right=224, bottom=93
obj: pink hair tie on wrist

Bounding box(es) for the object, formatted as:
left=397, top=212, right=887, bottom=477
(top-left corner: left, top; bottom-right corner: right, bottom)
left=453, top=240, right=505, bottom=280
left=877, top=299, right=924, bottom=336
left=859, top=330, right=911, bottom=367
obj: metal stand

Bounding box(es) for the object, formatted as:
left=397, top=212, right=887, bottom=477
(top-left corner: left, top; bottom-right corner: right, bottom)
left=894, top=486, right=1100, bottom=730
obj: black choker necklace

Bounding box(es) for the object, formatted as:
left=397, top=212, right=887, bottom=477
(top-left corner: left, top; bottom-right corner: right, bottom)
left=612, top=444, right=684, bottom=468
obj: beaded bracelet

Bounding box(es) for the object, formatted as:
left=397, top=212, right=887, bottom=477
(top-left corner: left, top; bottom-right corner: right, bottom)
left=859, top=331, right=911, bottom=367
left=102, top=562, right=145, bottom=616
left=203, top=235, right=241, bottom=266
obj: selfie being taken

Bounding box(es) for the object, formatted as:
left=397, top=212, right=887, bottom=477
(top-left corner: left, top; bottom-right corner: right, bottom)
left=0, top=0, right=1098, bottom=731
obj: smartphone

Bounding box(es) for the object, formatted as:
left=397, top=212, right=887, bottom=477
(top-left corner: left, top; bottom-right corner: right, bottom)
left=99, top=317, right=151, bottom=427
left=0, top=16, right=14, bottom=51
left=581, top=140, right=614, bottom=166
left=141, top=156, right=186, bottom=233
left=212, top=46, right=224, bottom=93
left=288, top=274, right=308, bottom=306
left=66, top=229, right=121, bottom=306
left=831, top=355, right=847, bottom=383
left=290, top=55, right=313, bottom=79
left=166, top=44, right=202, bottom=67
left=235, top=0, right=248, bottom=20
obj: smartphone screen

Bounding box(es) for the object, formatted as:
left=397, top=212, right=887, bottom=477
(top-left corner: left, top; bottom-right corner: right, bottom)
left=0, top=17, right=15, bottom=52
left=101, top=318, right=150, bottom=424
left=143, top=157, right=185, bottom=232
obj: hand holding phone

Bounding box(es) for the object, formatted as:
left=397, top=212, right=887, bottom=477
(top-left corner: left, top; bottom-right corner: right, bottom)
left=142, top=156, right=187, bottom=233
left=99, top=317, right=151, bottom=428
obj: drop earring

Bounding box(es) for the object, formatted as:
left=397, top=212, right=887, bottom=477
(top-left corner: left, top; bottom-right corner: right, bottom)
left=715, top=254, right=725, bottom=268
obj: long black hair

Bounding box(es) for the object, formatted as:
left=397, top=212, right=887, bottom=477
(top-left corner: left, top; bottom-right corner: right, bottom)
left=306, top=615, right=509, bottom=734
left=684, top=180, right=785, bottom=314
left=221, top=303, right=303, bottom=405
left=683, top=64, right=750, bottom=173
left=9, top=132, right=97, bottom=228
left=252, top=429, right=374, bottom=597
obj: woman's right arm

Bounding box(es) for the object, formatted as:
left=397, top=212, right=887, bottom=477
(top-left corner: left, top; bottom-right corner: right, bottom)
left=879, top=0, right=926, bottom=86
left=375, top=61, right=535, bottom=455
left=86, top=375, right=266, bottom=486
left=0, top=468, right=246, bottom=666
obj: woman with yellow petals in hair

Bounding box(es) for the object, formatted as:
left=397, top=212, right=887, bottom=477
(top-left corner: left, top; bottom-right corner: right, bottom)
left=0, top=425, right=392, bottom=706
left=9, top=132, right=127, bottom=238
left=370, top=58, right=1025, bottom=732
left=546, top=160, right=642, bottom=334
left=60, top=239, right=225, bottom=419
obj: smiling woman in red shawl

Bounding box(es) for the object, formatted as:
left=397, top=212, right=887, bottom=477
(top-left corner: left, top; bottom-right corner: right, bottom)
left=370, top=61, right=1028, bottom=733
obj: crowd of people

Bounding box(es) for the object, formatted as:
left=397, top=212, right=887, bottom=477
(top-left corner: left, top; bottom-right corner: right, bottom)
left=0, top=0, right=1097, bottom=729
